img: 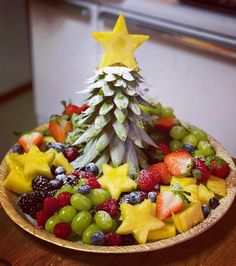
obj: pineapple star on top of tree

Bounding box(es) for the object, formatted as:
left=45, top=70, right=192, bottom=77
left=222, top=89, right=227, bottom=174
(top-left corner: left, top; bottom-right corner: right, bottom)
left=92, top=13, right=149, bottom=70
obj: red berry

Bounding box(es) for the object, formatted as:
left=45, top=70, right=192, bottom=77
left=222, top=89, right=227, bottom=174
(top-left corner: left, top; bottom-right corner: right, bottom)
left=96, top=199, right=119, bottom=217
left=210, top=159, right=230, bottom=179
left=193, top=158, right=211, bottom=183
left=36, top=210, right=49, bottom=227
left=63, top=147, right=78, bottom=162
left=158, top=142, right=170, bottom=155
left=105, top=233, right=123, bottom=246
left=57, top=192, right=72, bottom=209
left=43, top=197, right=59, bottom=216
left=70, top=170, right=95, bottom=180
left=137, top=169, right=161, bottom=192
left=80, top=104, right=89, bottom=112
left=87, top=177, right=101, bottom=189
left=54, top=222, right=71, bottom=239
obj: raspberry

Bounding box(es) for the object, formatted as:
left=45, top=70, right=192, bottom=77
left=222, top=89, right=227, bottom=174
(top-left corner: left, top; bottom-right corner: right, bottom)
left=87, top=177, right=101, bottom=189
left=54, top=223, right=71, bottom=239
left=158, top=142, right=170, bottom=155
left=96, top=199, right=119, bottom=217
left=137, top=169, right=161, bottom=192
left=70, top=170, right=95, bottom=180
left=43, top=197, right=59, bottom=216
left=57, top=192, right=72, bottom=209
left=105, top=233, right=123, bottom=246
left=36, top=210, right=49, bottom=227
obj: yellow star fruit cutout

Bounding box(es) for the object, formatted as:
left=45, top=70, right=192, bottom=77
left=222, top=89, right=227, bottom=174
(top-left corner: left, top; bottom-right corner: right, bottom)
left=92, top=14, right=149, bottom=70
left=116, top=200, right=165, bottom=244
left=97, top=163, right=137, bottom=200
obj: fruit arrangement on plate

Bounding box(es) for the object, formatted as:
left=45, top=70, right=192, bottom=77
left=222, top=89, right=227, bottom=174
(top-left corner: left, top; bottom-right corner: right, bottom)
left=0, top=14, right=235, bottom=252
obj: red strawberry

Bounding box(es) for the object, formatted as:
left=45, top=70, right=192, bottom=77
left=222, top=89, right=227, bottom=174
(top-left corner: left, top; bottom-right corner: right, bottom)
left=192, top=158, right=211, bottom=183
left=158, top=142, right=170, bottom=155
left=36, top=210, right=49, bottom=227
left=80, top=104, right=89, bottom=112
left=54, top=222, right=71, bottom=239
left=137, top=169, right=161, bottom=192
left=49, top=115, right=72, bottom=143
left=43, top=197, right=59, bottom=216
left=209, top=157, right=230, bottom=179
left=156, top=191, right=184, bottom=220
left=156, top=116, right=179, bottom=132
left=164, top=150, right=193, bottom=176
left=57, top=192, right=72, bottom=209
left=18, top=132, right=43, bottom=152
left=148, top=162, right=171, bottom=185
left=87, top=177, right=101, bottom=189
left=64, top=103, right=89, bottom=117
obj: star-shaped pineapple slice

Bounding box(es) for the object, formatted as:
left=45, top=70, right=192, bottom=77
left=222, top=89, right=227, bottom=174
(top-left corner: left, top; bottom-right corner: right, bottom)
left=97, top=163, right=137, bottom=200
left=92, top=14, right=149, bottom=70
left=116, top=199, right=165, bottom=244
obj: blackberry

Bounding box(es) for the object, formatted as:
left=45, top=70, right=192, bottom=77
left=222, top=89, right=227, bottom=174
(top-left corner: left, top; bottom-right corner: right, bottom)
left=32, top=176, right=51, bottom=192
left=122, top=234, right=136, bottom=245
left=18, top=193, right=44, bottom=218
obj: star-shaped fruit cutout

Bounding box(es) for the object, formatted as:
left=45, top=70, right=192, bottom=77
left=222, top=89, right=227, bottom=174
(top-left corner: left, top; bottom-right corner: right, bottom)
left=92, top=14, right=149, bottom=70
left=116, top=200, right=165, bottom=244
left=97, top=163, right=137, bottom=200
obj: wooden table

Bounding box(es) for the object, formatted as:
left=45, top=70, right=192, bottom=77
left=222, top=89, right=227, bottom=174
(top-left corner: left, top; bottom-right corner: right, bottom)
left=1, top=161, right=236, bottom=266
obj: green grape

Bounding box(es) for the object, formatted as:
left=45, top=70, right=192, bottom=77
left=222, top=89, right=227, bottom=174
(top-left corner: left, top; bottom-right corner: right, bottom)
left=71, top=211, right=92, bottom=234
left=169, top=140, right=182, bottom=151
left=161, top=106, right=174, bottom=117
left=45, top=215, right=61, bottom=234
left=197, top=141, right=215, bottom=157
left=88, top=189, right=111, bottom=206
left=74, top=178, right=88, bottom=191
left=182, top=134, right=198, bottom=147
left=58, top=205, right=77, bottom=223
left=169, top=126, right=187, bottom=140
left=95, top=211, right=113, bottom=231
left=82, top=223, right=101, bottom=244
left=55, top=185, right=77, bottom=197
left=191, top=129, right=208, bottom=142
left=70, top=194, right=92, bottom=211
left=192, top=150, right=206, bottom=159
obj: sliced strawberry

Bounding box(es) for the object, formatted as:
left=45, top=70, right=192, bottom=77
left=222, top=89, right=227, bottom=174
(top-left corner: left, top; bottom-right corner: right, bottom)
left=18, top=132, right=43, bottom=152
left=208, top=157, right=230, bottom=179
left=148, top=162, right=171, bottom=185
left=164, top=150, right=193, bottom=176
left=192, top=158, right=211, bottom=183
left=156, top=191, right=184, bottom=220
left=80, top=104, right=89, bottom=112
left=64, top=103, right=89, bottom=117
left=49, top=115, right=72, bottom=143
left=156, top=116, right=178, bottom=132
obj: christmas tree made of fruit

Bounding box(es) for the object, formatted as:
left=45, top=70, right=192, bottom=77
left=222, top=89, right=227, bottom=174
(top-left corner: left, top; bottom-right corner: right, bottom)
left=67, top=14, right=160, bottom=177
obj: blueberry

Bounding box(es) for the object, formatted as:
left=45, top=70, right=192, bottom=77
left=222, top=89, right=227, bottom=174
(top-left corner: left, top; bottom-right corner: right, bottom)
left=77, top=185, right=91, bottom=195
left=54, top=166, right=66, bottom=176
left=85, top=163, right=98, bottom=175
left=11, top=144, right=24, bottom=154
left=49, top=179, right=63, bottom=189
left=118, top=193, right=130, bottom=206
left=53, top=143, right=65, bottom=153
left=55, top=174, right=67, bottom=181
left=91, top=232, right=105, bottom=246
left=148, top=191, right=157, bottom=202
left=209, top=197, right=219, bottom=210
left=201, top=204, right=210, bottom=218
left=182, top=143, right=195, bottom=153
left=45, top=142, right=55, bottom=150
left=129, top=191, right=141, bottom=205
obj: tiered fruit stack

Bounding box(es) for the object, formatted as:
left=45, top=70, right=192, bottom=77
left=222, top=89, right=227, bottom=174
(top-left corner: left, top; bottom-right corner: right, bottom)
left=2, top=14, right=231, bottom=246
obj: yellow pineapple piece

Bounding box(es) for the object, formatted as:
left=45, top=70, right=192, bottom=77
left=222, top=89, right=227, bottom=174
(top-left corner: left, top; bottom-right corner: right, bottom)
left=184, top=184, right=199, bottom=202
left=97, top=164, right=137, bottom=200
left=170, top=176, right=196, bottom=187
left=206, top=175, right=227, bottom=197
left=4, top=168, right=32, bottom=194
left=147, top=223, right=176, bottom=241
left=116, top=200, right=164, bottom=244
left=198, top=184, right=214, bottom=205
left=160, top=185, right=172, bottom=192
left=172, top=202, right=204, bottom=233
left=53, top=152, right=74, bottom=175
left=6, top=153, right=27, bottom=170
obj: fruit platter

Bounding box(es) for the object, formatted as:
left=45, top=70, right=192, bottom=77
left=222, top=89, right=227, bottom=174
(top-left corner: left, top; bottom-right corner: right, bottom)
left=0, top=14, right=236, bottom=253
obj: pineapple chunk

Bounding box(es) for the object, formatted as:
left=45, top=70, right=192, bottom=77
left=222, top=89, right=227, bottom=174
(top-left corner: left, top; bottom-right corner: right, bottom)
left=148, top=223, right=176, bottom=241
left=206, top=175, right=227, bottom=197
left=53, top=152, right=74, bottom=175
left=172, top=202, right=204, bottom=233
left=4, top=168, right=32, bottom=193
left=184, top=184, right=199, bottom=202
left=170, top=176, right=196, bottom=187
left=160, top=185, right=171, bottom=192
left=6, top=153, right=27, bottom=170
left=198, top=184, right=214, bottom=205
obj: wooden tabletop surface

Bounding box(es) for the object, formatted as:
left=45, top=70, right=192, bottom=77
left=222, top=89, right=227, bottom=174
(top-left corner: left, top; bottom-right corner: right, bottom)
left=1, top=160, right=236, bottom=266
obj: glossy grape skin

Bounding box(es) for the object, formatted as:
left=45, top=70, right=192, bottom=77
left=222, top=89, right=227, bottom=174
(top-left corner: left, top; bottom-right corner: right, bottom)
left=197, top=141, right=215, bottom=157
left=88, top=189, right=111, bottom=206
left=182, top=134, right=198, bottom=147
left=169, top=126, right=187, bottom=140
left=95, top=211, right=113, bottom=231
left=71, top=211, right=92, bottom=235
left=45, top=215, right=61, bottom=234
left=161, top=106, right=174, bottom=117
left=82, top=223, right=101, bottom=244
left=191, top=129, right=208, bottom=142
left=192, top=150, right=206, bottom=159
left=70, top=194, right=92, bottom=211
left=55, top=185, right=77, bottom=197
left=169, top=140, right=182, bottom=152
left=58, top=205, right=77, bottom=223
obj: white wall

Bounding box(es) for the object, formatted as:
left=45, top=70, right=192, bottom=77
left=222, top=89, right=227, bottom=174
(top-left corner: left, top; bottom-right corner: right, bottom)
left=0, top=0, right=31, bottom=94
